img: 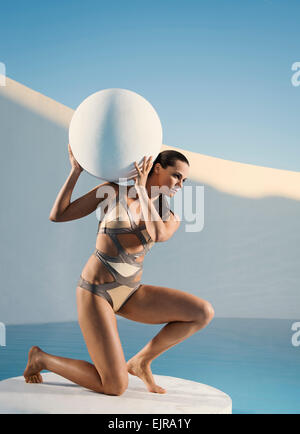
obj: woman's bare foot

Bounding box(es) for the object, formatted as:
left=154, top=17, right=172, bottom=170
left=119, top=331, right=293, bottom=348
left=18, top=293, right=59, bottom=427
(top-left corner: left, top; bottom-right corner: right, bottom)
left=127, top=355, right=166, bottom=394
left=23, top=346, right=44, bottom=384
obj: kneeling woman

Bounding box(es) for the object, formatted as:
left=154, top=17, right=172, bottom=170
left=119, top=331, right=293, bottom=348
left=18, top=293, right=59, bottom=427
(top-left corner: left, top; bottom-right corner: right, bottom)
left=24, top=146, right=214, bottom=395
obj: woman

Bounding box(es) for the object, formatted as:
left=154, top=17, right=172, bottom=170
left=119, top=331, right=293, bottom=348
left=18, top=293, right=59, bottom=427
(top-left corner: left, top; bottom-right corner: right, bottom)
left=23, top=145, right=214, bottom=396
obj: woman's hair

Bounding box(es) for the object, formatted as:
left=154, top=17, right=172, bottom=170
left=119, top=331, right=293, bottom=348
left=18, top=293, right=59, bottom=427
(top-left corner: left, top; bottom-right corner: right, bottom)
left=148, top=149, right=190, bottom=178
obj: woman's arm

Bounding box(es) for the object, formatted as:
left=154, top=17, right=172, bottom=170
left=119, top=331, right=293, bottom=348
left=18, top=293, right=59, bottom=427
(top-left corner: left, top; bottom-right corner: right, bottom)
left=134, top=156, right=180, bottom=242
left=49, top=143, right=111, bottom=222
left=49, top=144, right=84, bottom=221
left=49, top=178, right=113, bottom=222
left=49, top=144, right=116, bottom=222
left=49, top=167, right=83, bottom=221
left=135, top=185, right=180, bottom=242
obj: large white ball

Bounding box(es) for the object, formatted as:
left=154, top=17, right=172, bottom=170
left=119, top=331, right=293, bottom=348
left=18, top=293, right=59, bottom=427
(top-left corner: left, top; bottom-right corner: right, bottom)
left=69, top=88, right=163, bottom=181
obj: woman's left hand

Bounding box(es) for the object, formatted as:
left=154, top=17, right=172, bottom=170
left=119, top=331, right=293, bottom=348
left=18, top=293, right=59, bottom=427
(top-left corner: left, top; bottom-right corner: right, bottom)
left=134, top=156, right=153, bottom=187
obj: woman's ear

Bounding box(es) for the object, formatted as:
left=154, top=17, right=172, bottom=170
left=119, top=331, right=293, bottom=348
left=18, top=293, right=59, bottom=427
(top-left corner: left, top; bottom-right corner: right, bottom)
left=154, top=163, right=161, bottom=174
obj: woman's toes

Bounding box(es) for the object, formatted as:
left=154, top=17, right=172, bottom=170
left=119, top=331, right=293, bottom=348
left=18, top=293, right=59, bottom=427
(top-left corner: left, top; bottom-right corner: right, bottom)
left=37, top=373, right=43, bottom=383
left=158, top=386, right=166, bottom=394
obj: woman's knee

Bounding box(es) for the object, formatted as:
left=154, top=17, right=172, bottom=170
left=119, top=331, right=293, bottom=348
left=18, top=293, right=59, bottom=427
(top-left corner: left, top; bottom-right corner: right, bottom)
left=102, top=372, right=129, bottom=396
left=194, top=300, right=215, bottom=325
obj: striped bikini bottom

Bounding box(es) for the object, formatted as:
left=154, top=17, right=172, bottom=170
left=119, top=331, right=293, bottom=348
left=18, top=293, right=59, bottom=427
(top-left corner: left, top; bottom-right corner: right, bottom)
left=77, top=248, right=143, bottom=312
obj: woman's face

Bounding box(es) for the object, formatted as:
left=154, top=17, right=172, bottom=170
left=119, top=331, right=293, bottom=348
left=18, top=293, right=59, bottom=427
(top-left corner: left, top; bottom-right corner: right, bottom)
left=154, top=160, right=189, bottom=197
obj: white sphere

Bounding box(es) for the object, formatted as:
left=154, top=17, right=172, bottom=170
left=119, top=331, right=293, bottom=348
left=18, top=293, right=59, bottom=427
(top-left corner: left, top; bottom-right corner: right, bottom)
left=69, top=88, right=163, bottom=181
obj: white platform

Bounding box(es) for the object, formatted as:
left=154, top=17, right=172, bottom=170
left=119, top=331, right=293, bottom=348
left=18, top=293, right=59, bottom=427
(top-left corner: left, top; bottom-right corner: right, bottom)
left=0, top=372, right=232, bottom=414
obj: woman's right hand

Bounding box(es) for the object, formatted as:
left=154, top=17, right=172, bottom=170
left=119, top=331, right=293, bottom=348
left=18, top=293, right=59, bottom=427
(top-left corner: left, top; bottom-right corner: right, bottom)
left=68, top=143, right=83, bottom=173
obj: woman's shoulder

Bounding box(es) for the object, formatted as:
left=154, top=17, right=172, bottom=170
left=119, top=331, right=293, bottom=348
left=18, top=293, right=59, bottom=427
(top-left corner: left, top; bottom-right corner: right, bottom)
left=106, top=181, right=119, bottom=191
left=100, top=182, right=136, bottom=203
left=94, top=182, right=120, bottom=206
left=97, top=181, right=119, bottom=194
left=106, top=182, right=130, bottom=192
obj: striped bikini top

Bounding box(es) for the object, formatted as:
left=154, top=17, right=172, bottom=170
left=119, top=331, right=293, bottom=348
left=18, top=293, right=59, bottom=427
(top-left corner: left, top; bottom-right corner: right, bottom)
left=96, top=186, right=171, bottom=262
left=95, top=186, right=172, bottom=290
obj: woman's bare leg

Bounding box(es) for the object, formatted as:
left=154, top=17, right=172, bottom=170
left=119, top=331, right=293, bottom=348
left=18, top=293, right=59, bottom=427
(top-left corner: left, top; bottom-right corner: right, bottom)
left=117, top=284, right=215, bottom=393
left=23, top=287, right=129, bottom=396
left=23, top=346, right=105, bottom=392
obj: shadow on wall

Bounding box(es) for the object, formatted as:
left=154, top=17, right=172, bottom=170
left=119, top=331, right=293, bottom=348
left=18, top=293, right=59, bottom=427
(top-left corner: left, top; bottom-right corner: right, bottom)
left=149, top=185, right=300, bottom=319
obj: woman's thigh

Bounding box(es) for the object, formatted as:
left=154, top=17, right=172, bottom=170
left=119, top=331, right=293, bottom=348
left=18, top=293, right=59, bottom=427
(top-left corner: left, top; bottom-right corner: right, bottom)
left=117, top=283, right=214, bottom=324
left=76, top=287, right=128, bottom=385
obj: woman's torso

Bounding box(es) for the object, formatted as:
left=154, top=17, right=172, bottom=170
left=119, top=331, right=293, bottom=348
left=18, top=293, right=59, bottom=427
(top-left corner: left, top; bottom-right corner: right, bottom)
left=81, top=183, right=154, bottom=285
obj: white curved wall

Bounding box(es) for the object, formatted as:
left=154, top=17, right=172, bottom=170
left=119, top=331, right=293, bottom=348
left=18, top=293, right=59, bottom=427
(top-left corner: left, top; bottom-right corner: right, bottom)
left=1, top=77, right=299, bottom=324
